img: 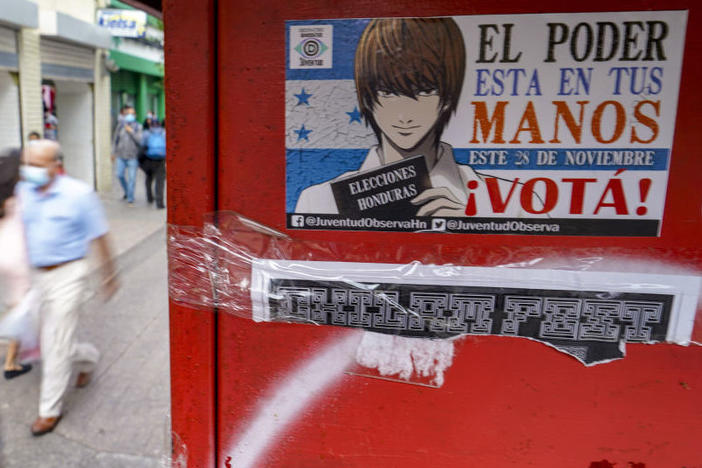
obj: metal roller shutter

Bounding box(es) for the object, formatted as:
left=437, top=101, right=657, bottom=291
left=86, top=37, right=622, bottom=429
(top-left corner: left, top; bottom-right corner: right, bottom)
left=0, top=71, right=21, bottom=149
left=0, top=26, right=18, bottom=71
left=54, top=81, right=94, bottom=185
left=40, top=38, right=94, bottom=81
left=0, top=27, right=16, bottom=53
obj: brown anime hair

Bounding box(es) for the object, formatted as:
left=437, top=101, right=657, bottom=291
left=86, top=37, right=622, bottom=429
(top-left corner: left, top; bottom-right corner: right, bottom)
left=354, top=17, right=466, bottom=142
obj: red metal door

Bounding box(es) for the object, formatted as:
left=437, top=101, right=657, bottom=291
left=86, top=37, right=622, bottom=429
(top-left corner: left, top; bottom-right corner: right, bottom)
left=168, top=1, right=702, bottom=466
left=165, top=1, right=217, bottom=466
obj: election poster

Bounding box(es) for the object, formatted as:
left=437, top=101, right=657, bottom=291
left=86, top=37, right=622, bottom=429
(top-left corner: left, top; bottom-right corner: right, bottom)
left=285, top=11, right=687, bottom=236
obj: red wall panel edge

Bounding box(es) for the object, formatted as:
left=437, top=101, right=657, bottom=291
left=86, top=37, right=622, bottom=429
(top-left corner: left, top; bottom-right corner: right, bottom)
left=164, top=1, right=217, bottom=467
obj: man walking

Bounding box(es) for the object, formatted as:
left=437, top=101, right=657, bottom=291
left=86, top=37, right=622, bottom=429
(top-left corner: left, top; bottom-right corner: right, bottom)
left=112, top=105, right=142, bottom=205
left=141, top=118, right=167, bottom=209
left=19, top=140, right=118, bottom=436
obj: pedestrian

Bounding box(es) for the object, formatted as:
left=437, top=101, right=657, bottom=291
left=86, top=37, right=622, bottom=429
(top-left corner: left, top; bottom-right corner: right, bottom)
left=141, top=118, right=167, bottom=209
left=0, top=148, right=38, bottom=380
left=19, top=140, right=119, bottom=436
left=111, top=105, right=142, bottom=205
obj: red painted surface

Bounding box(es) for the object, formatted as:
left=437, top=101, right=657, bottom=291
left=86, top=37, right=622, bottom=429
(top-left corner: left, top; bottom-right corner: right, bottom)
left=164, top=1, right=217, bottom=467
left=167, top=0, right=702, bottom=466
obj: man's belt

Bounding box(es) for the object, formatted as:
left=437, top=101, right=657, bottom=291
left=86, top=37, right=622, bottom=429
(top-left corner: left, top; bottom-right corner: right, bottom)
left=37, top=258, right=83, bottom=271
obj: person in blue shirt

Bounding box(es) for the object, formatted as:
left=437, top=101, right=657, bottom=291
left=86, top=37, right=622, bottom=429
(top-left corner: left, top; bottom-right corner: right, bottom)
left=140, top=118, right=167, bottom=209
left=19, top=140, right=119, bottom=436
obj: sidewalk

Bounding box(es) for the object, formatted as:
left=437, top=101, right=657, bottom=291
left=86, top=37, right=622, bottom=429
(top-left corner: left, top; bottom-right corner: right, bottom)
left=0, top=173, right=171, bottom=468
left=98, top=175, right=168, bottom=259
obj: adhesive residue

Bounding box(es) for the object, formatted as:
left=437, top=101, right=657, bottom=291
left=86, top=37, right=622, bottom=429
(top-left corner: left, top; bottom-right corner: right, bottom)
left=355, top=332, right=455, bottom=387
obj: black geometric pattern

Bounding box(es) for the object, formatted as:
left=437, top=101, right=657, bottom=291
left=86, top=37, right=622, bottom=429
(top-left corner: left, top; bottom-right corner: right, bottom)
left=268, top=279, right=674, bottom=364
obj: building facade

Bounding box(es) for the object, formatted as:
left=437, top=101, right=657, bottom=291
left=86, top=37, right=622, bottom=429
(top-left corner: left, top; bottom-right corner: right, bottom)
left=0, top=0, right=112, bottom=190
left=0, top=0, right=164, bottom=192
left=103, top=0, right=164, bottom=126
left=0, top=1, right=33, bottom=152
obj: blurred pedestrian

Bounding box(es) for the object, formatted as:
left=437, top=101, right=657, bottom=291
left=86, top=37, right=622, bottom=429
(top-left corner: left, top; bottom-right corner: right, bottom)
left=19, top=140, right=119, bottom=436
left=35, top=126, right=65, bottom=175
left=141, top=119, right=167, bottom=209
left=111, top=105, right=142, bottom=205
left=0, top=148, right=37, bottom=380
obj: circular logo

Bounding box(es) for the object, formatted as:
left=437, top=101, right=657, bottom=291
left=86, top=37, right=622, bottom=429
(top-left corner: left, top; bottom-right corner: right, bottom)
left=301, top=39, right=321, bottom=58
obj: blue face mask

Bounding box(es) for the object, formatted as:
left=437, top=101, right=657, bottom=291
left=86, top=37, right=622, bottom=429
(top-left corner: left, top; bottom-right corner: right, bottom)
left=124, top=114, right=136, bottom=123
left=20, top=165, right=51, bottom=188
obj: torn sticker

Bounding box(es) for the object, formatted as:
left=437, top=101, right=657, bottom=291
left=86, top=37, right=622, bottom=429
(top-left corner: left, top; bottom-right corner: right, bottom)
left=251, top=259, right=700, bottom=365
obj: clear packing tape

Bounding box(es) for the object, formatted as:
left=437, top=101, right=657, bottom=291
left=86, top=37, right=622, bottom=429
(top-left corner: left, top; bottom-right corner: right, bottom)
left=168, top=212, right=702, bottom=386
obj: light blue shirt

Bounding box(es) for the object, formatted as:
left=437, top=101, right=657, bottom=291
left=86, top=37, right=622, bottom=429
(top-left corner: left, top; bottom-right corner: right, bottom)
left=19, top=176, right=109, bottom=267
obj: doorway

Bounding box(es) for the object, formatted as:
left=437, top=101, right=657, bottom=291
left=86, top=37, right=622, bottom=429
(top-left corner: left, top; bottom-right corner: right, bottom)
left=53, top=80, right=95, bottom=186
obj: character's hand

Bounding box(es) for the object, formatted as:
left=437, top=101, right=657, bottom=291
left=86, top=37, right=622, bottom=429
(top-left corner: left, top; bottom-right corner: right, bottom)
left=125, top=125, right=134, bottom=134
left=411, top=187, right=466, bottom=217
left=110, top=154, right=116, bottom=162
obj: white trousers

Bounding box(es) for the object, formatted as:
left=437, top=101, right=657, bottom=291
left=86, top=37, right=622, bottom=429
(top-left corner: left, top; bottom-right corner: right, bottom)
left=34, top=259, right=99, bottom=418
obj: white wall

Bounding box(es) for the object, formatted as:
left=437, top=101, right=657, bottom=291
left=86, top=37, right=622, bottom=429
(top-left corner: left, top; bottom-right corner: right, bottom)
left=54, top=80, right=94, bottom=186
left=17, top=27, right=43, bottom=143
left=94, top=48, right=112, bottom=192
left=0, top=71, right=22, bottom=150
left=36, top=0, right=96, bottom=24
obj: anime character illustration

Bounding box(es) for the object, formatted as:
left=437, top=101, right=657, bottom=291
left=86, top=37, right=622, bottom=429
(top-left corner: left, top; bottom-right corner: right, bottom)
left=295, top=17, right=501, bottom=217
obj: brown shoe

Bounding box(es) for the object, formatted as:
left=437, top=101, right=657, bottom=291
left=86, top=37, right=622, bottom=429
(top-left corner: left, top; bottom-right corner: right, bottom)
left=76, top=371, right=92, bottom=388
left=31, top=415, right=62, bottom=436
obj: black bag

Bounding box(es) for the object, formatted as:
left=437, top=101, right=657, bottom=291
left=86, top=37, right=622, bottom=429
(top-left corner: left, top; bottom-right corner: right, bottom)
left=138, top=146, right=147, bottom=170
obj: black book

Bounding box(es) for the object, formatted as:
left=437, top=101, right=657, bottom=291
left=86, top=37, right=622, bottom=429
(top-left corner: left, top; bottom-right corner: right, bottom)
left=331, top=155, right=431, bottom=218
